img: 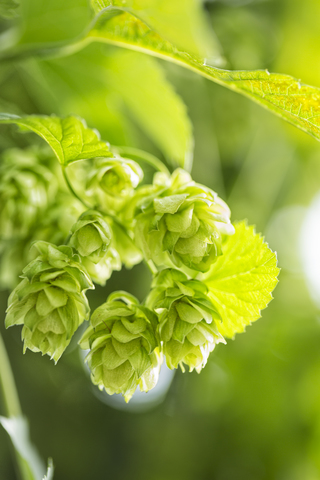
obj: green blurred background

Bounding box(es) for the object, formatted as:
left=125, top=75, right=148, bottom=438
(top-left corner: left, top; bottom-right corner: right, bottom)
left=1, top=0, right=320, bottom=479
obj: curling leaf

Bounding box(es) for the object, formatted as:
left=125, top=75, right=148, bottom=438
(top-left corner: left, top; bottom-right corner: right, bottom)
left=201, top=222, right=280, bottom=338
left=0, top=114, right=112, bottom=165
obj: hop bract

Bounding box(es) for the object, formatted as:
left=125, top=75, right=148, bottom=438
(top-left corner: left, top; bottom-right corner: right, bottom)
left=147, top=269, right=225, bottom=372
left=5, top=242, right=93, bottom=362
left=135, top=169, right=234, bottom=272
left=86, top=157, right=143, bottom=214
left=80, top=292, right=161, bottom=402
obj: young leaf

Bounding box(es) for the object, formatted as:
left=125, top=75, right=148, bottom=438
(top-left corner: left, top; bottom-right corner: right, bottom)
left=83, top=9, right=320, bottom=143
left=201, top=222, right=279, bottom=339
left=0, top=113, right=112, bottom=165
left=0, top=415, right=49, bottom=480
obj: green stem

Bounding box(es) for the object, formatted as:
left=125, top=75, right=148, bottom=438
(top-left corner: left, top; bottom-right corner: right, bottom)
left=0, top=332, right=31, bottom=480
left=62, top=166, right=92, bottom=210
left=112, top=146, right=170, bottom=176
left=0, top=332, right=21, bottom=418
left=144, top=259, right=158, bottom=276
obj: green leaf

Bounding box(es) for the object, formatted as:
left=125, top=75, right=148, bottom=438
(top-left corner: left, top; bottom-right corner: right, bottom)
left=27, top=45, right=193, bottom=167
left=201, top=222, right=280, bottom=339
left=90, top=0, right=222, bottom=60
left=18, top=0, right=91, bottom=46
left=0, top=113, right=112, bottom=166
left=81, top=9, right=320, bottom=143
left=0, top=415, right=51, bottom=480
left=0, top=0, right=19, bottom=18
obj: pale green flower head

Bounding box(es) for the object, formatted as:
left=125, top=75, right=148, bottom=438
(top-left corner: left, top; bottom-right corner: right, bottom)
left=0, top=147, right=58, bottom=240
left=135, top=169, right=235, bottom=273
left=69, top=210, right=112, bottom=263
left=147, top=269, right=225, bottom=372
left=5, top=242, right=94, bottom=362
left=80, top=292, right=161, bottom=402
left=86, top=157, right=144, bottom=213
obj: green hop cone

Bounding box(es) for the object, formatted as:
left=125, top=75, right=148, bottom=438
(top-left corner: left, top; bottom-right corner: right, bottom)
left=68, top=210, right=122, bottom=286
left=0, top=147, right=58, bottom=240
left=69, top=210, right=112, bottom=262
left=86, top=157, right=143, bottom=213
left=135, top=169, right=235, bottom=272
left=80, top=292, right=161, bottom=402
left=147, top=269, right=225, bottom=372
left=5, top=241, right=94, bottom=362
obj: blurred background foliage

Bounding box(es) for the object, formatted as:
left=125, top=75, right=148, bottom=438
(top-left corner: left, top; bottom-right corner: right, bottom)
left=1, top=0, right=320, bottom=479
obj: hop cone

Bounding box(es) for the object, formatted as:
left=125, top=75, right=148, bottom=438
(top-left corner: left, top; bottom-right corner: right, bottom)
left=5, top=242, right=94, bottom=362
left=86, top=157, right=143, bottom=213
left=0, top=147, right=57, bottom=239
left=80, top=292, right=161, bottom=402
left=147, top=269, right=225, bottom=372
left=135, top=169, right=234, bottom=272
left=69, top=210, right=112, bottom=262
left=68, top=210, right=123, bottom=286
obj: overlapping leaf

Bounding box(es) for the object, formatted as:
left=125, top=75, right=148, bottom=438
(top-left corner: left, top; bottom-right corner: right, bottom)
left=26, top=46, right=193, bottom=167
left=0, top=113, right=112, bottom=165
left=81, top=9, right=320, bottom=143
left=201, top=222, right=279, bottom=338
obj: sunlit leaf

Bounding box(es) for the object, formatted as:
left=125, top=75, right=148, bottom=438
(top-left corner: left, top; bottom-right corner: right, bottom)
left=0, top=113, right=112, bottom=165
left=201, top=222, right=280, bottom=338
left=81, top=9, right=320, bottom=143
left=90, top=0, right=222, bottom=60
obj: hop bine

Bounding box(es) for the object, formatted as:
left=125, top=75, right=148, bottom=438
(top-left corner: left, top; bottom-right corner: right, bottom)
left=147, top=269, right=225, bottom=372
left=134, top=169, right=235, bottom=273
left=80, top=292, right=161, bottom=402
left=5, top=242, right=93, bottom=362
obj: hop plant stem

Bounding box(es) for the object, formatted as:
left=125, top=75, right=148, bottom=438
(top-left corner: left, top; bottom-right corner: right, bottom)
left=0, top=332, right=31, bottom=480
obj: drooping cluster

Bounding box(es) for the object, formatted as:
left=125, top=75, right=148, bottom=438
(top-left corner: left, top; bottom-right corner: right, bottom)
left=80, top=292, right=161, bottom=402
left=134, top=169, right=235, bottom=272
left=4, top=149, right=238, bottom=402
left=147, top=269, right=225, bottom=372
left=6, top=242, right=93, bottom=362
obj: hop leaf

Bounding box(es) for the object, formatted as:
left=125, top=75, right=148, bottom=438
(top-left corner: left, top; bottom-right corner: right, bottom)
left=135, top=169, right=234, bottom=272
left=86, top=157, right=143, bottom=214
left=80, top=291, right=161, bottom=402
left=147, top=269, right=225, bottom=372
left=5, top=242, right=94, bottom=362
left=201, top=222, right=280, bottom=338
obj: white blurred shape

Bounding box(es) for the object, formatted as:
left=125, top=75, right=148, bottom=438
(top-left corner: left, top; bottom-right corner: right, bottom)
left=265, top=205, right=306, bottom=273
left=300, top=192, right=320, bottom=308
